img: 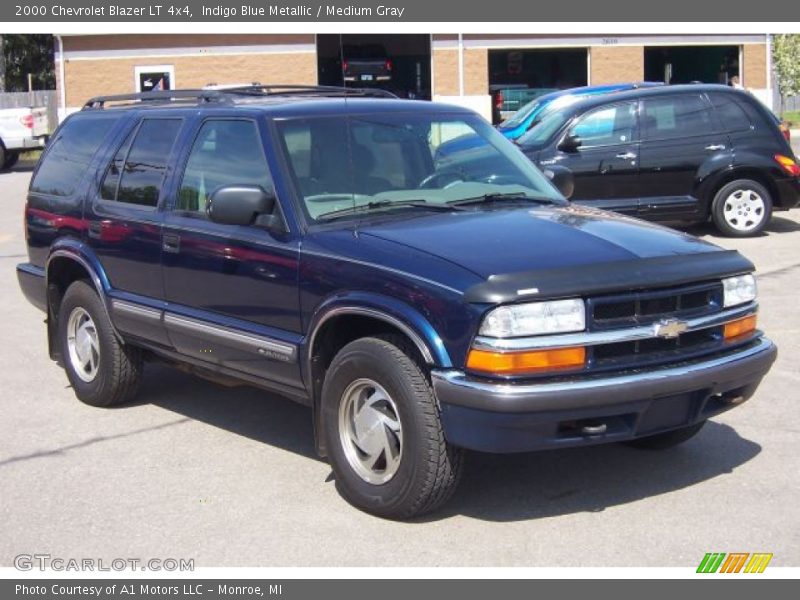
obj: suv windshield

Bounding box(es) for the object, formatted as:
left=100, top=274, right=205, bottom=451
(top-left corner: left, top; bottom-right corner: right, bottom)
left=276, top=113, right=564, bottom=222
left=500, top=99, right=544, bottom=128
left=516, top=105, right=573, bottom=148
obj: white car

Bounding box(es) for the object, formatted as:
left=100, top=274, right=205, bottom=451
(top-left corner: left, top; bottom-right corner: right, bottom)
left=0, top=106, right=49, bottom=170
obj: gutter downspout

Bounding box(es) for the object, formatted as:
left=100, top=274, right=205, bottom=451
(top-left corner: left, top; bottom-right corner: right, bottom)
left=765, top=34, right=774, bottom=112
left=55, top=35, right=66, bottom=122
left=457, top=33, right=464, bottom=96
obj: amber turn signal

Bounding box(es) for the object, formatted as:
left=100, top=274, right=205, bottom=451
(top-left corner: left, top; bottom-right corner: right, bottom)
left=723, top=314, right=757, bottom=341
left=466, top=346, right=586, bottom=375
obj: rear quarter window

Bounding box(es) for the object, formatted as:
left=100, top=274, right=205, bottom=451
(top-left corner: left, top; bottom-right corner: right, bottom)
left=30, top=114, right=119, bottom=197
left=707, top=92, right=754, bottom=133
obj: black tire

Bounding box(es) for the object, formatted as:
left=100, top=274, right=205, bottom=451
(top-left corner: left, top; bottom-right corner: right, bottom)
left=58, top=280, right=143, bottom=407
left=2, top=150, right=20, bottom=170
left=711, top=179, right=772, bottom=237
left=0, top=141, right=6, bottom=171
left=321, top=334, right=464, bottom=519
left=624, top=421, right=706, bottom=450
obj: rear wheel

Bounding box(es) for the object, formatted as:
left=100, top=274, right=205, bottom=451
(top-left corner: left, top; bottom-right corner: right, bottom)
left=322, top=334, right=463, bottom=519
left=624, top=421, right=706, bottom=450
left=711, top=179, right=772, bottom=237
left=58, top=281, right=143, bottom=407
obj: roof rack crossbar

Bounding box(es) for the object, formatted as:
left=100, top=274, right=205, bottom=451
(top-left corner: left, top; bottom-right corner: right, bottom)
left=83, top=89, right=228, bottom=109
left=217, top=84, right=399, bottom=99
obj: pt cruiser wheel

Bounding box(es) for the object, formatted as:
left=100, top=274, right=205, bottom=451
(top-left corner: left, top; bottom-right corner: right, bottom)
left=711, top=179, right=772, bottom=237
left=58, top=281, right=143, bottom=407
left=322, top=334, right=463, bottom=519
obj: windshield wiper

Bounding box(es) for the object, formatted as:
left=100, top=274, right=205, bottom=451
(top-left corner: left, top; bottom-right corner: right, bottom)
left=447, top=192, right=556, bottom=207
left=317, top=199, right=463, bottom=221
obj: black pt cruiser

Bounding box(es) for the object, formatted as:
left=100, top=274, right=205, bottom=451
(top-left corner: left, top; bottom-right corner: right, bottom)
left=16, top=86, right=777, bottom=518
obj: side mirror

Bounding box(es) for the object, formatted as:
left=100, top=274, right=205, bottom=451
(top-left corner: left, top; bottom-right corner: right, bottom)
left=207, top=185, right=276, bottom=226
left=544, top=165, right=574, bottom=199
left=558, top=134, right=582, bottom=153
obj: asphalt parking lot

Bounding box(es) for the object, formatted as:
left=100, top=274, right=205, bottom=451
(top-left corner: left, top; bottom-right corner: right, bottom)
left=1, top=163, right=798, bottom=568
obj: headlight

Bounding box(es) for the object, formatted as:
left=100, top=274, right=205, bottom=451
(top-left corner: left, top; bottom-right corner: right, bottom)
left=479, top=298, right=586, bottom=338
left=723, top=274, right=757, bottom=307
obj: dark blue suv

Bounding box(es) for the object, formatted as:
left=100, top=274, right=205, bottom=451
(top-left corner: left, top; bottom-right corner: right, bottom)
left=17, top=86, right=777, bottom=518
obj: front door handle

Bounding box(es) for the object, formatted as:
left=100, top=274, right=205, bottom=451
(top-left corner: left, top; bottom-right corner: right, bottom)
left=615, top=151, right=637, bottom=160
left=705, top=144, right=726, bottom=151
left=162, top=233, right=181, bottom=253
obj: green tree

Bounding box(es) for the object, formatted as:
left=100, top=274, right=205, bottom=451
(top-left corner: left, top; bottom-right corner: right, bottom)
left=1, top=34, right=55, bottom=91
left=772, top=34, right=800, bottom=115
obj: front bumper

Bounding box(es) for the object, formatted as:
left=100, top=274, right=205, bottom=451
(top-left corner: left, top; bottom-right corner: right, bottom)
left=432, top=337, right=777, bottom=453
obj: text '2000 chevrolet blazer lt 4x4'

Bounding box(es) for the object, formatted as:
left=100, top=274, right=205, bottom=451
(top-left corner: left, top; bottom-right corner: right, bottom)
left=16, top=86, right=777, bottom=518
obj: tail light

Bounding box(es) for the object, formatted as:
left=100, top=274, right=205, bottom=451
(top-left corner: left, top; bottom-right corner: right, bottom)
left=385, top=59, right=393, bottom=72
left=779, top=121, right=791, bottom=142
left=495, top=91, right=504, bottom=110
left=342, top=60, right=349, bottom=72
left=20, top=114, right=34, bottom=129
left=774, top=154, right=800, bottom=177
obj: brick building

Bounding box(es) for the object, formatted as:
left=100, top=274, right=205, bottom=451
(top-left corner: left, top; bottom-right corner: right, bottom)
left=54, top=33, right=772, bottom=120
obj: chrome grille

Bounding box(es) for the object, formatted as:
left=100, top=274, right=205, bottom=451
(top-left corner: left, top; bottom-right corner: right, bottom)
left=590, top=281, right=723, bottom=330
left=587, top=281, right=726, bottom=371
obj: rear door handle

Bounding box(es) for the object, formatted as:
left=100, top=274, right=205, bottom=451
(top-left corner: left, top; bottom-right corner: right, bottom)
left=162, top=233, right=181, bottom=253
left=88, top=222, right=102, bottom=239
left=615, top=152, right=637, bottom=160
left=705, top=144, right=726, bottom=151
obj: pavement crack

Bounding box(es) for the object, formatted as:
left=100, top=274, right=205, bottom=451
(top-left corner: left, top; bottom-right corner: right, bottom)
left=0, top=418, right=191, bottom=467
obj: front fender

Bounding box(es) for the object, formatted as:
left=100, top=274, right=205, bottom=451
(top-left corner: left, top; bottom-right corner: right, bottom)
left=303, top=291, right=453, bottom=372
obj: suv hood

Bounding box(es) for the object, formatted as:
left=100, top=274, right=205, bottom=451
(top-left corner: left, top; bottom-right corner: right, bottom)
left=357, top=204, right=753, bottom=301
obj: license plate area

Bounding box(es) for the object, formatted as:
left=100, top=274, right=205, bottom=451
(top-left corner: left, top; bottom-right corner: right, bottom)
left=636, top=392, right=699, bottom=435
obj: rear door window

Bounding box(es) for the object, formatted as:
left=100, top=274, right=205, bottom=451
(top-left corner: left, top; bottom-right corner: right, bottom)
left=641, top=94, right=715, bottom=141
left=99, top=118, right=182, bottom=208
left=30, top=114, right=119, bottom=197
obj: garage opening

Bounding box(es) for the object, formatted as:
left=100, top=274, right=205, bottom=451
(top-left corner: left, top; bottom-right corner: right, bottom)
left=644, top=45, right=740, bottom=85
left=317, top=34, right=431, bottom=100
left=488, top=48, right=588, bottom=123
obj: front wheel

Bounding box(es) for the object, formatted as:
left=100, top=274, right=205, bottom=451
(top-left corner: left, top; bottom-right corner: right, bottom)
left=321, top=335, right=463, bottom=519
left=711, top=179, right=772, bottom=237
left=624, top=421, right=706, bottom=450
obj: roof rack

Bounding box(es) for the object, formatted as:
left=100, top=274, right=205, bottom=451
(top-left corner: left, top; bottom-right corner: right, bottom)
left=83, top=89, right=226, bottom=109
left=83, top=85, right=398, bottom=109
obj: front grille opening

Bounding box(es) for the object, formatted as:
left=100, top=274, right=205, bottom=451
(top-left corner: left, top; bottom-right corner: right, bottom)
left=594, top=300, right=636, bottom=321
left=640, top=296, right=678, bottom=316
left=591, top=282, right=722, bottom=328
left=592, top=326, right=722, bottom=367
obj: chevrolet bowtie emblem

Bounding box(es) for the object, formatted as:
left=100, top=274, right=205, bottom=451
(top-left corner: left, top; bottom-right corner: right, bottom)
left=653, top=318, right=689, bottom=339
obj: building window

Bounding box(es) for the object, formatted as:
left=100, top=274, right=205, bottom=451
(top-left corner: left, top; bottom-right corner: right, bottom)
left=134, top=64, right=175, bottom=93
